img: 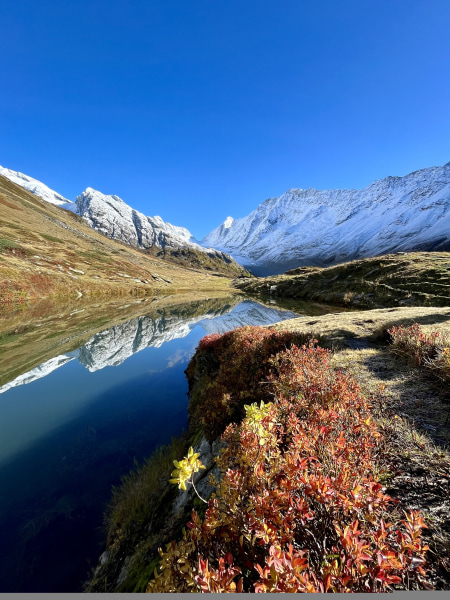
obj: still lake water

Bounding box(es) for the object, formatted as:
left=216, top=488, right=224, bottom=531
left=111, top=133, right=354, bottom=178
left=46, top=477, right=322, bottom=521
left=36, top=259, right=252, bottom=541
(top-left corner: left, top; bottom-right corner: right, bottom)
left=0, top=296, right=338, bottom=592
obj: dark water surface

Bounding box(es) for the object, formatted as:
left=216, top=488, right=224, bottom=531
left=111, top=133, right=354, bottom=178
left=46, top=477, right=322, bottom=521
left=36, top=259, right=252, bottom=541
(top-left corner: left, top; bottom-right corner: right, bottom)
left=0, top=296, right=339, bottom=592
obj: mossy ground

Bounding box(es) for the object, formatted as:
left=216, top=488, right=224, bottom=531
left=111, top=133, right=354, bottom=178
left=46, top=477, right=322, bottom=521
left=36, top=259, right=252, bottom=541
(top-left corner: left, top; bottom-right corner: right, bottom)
left=235, top=252, right=450, bottom=309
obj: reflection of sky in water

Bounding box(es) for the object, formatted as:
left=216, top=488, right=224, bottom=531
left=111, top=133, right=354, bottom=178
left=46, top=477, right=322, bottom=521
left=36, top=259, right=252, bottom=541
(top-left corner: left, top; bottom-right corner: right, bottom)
left=0, top=301, right=296, bottom=466
left=0, top=333, right=200, bottom=467
left=0, top=299, right=297, bottom=592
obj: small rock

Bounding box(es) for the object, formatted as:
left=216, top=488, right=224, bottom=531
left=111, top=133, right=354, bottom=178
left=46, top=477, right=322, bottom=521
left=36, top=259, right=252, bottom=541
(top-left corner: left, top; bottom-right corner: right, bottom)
left=68, top=267, right=85, bottom=275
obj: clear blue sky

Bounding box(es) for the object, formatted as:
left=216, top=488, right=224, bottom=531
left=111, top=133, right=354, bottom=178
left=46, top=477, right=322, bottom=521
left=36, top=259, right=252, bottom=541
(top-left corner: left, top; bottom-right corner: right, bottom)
left=1, top=0, right=449, bottom=238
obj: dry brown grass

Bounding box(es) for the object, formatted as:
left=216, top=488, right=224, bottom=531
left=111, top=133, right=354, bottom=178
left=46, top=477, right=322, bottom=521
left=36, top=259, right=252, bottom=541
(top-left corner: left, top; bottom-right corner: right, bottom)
left=0, top=174, right=236, bottom=304
left=235, top=251, right=450, bottom=309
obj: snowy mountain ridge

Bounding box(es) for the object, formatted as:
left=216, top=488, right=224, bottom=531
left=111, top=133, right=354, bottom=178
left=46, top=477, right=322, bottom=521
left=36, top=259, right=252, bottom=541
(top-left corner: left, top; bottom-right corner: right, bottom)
left=201, top=162, right=450, bottom=275
left=2, top=161, right=449, bottom=276
left=0, top=166, right=236, bottom=262
left=0, top=165, right=73, bottom=207
left=75, top=187, right=204, bottom=252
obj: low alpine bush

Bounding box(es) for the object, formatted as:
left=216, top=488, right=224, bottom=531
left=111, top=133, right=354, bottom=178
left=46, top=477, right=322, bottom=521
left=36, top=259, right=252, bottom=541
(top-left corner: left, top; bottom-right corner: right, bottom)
left=148, top=331, right=431, bottom=593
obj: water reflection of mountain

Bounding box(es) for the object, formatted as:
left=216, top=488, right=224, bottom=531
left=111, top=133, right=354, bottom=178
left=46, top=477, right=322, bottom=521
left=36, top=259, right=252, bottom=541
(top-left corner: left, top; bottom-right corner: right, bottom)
left=196, top=301, right=297, bottom=335
left=0, top=300, right=297, bottom=393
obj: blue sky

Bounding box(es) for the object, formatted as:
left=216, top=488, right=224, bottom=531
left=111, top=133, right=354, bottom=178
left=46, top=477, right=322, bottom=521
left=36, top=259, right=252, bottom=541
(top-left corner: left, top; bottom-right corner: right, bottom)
left=1, top=0, right=449, bottom=238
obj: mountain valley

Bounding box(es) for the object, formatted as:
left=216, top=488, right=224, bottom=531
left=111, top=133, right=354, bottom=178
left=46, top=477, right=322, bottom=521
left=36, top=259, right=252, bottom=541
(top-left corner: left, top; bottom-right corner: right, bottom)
left=2, top=162, right=450, bottom=282
left=0, top=174, right=245, bottom=305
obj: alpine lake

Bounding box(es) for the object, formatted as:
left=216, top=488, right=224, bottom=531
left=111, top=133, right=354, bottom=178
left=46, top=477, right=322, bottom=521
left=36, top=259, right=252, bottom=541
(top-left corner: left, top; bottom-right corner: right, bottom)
left=0, top=292, right=350, bottom=592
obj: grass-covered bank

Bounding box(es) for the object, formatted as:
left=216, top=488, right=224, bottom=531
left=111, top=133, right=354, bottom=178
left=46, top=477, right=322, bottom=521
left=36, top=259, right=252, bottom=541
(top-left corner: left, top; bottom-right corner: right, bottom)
left=0, top=174, right=237, bottom=305
left=86, top=306, right=450, bottom=592
left=234, top=252, right=450, bottom=309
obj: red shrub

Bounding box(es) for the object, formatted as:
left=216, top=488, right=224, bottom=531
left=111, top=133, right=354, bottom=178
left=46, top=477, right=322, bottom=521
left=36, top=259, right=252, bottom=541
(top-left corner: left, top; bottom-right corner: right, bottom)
left=148, top=329, right=431, bottom=593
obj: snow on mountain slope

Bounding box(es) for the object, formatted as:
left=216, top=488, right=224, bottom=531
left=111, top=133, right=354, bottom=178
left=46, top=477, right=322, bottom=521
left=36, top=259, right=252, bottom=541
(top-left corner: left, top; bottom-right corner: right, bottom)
left=202, top=163, right=450, bottom=275
left=0, top=165, right=242, bottom=267
left=75, top=187, right=201, bottom=251
left=0, top=165, right=74, bottom=208
left=74, top=188, right=248, bottom=272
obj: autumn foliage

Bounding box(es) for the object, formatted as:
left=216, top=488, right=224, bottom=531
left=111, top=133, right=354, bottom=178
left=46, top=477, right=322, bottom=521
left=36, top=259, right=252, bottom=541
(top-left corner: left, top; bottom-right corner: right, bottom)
left=147, top=327, right=431, bottom=593
left=186, top=326, right=314, bottom=441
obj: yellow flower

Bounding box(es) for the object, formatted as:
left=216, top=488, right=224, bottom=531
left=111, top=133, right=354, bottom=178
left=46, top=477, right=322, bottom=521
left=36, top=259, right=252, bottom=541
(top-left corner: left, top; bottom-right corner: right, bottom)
left=169, top=447, right=206, bottom=490
left=244, top=401, right=273, bottom=445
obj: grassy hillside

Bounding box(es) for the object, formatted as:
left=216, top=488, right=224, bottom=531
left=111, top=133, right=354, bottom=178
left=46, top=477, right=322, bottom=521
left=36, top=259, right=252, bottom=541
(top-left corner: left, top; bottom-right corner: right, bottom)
left=234, top=252, right=450, bottom=308
left=144, top=246, right=252, bottom=278
left=0, top=175, right=238, bottom=305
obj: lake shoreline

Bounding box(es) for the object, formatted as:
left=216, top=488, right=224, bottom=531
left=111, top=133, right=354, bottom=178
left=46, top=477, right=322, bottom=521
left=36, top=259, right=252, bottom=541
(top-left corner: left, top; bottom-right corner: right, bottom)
left=86, top=305, right=450, bottom=592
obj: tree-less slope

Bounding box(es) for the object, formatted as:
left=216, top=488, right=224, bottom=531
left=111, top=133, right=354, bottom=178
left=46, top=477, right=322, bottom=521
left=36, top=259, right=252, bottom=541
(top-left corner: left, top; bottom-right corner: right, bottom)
left=234, top=252, right=450, bottom=309
left=0, top=174, right=235, bottom=304
left=0, top=166, right=251, bottom=278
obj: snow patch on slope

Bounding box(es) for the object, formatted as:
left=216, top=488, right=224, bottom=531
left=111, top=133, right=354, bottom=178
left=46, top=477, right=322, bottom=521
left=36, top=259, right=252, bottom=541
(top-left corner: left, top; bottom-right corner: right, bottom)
left=0, top=165, right=74, bottom=208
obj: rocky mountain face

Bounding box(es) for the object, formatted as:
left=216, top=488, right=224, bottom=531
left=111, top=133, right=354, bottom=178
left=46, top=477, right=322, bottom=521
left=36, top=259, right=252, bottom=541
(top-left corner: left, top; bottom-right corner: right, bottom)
left=74, top=188, right=249, bottom=275
left=0, top=166, right=247, bottom=275
left=202, top=163, right=450, bottom=275
left=4, top=162, right=449, bottom=277
left=75, top=187, right=199, bottom=251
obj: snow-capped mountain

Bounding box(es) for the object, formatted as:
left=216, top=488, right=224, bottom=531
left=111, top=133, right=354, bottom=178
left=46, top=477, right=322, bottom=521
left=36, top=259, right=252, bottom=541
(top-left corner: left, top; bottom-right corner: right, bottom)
left=202, top=163, right=450, bottom=275
left=4, top=161, right=450, bottom=276
left=75, top=187, right=205, bottom=251
left=0, top=165, right=74, bottom=207
left=0, top=165, right=240, bottom=266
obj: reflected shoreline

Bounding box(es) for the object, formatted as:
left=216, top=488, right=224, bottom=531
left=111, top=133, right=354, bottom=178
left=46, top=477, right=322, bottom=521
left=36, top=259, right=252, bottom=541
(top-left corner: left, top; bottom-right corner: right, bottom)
left=0, top=292, right=346, bottom=392
left=0, top=293, right=241, bottom=389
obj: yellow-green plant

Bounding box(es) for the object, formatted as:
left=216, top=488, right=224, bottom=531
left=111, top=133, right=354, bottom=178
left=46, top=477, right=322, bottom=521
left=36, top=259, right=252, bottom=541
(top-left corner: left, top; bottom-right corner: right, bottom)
left=169, top=447, right=206, bottom=496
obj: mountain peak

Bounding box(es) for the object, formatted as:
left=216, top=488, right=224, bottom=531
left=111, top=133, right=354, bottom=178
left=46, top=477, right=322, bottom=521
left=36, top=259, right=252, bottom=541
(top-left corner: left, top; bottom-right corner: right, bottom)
left=201, top=162, right=450, bottom=275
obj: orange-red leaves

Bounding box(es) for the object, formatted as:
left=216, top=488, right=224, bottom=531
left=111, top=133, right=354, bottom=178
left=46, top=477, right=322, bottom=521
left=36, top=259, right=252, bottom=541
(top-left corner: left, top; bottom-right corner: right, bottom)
left=148, top=326, right=432, bottom=593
